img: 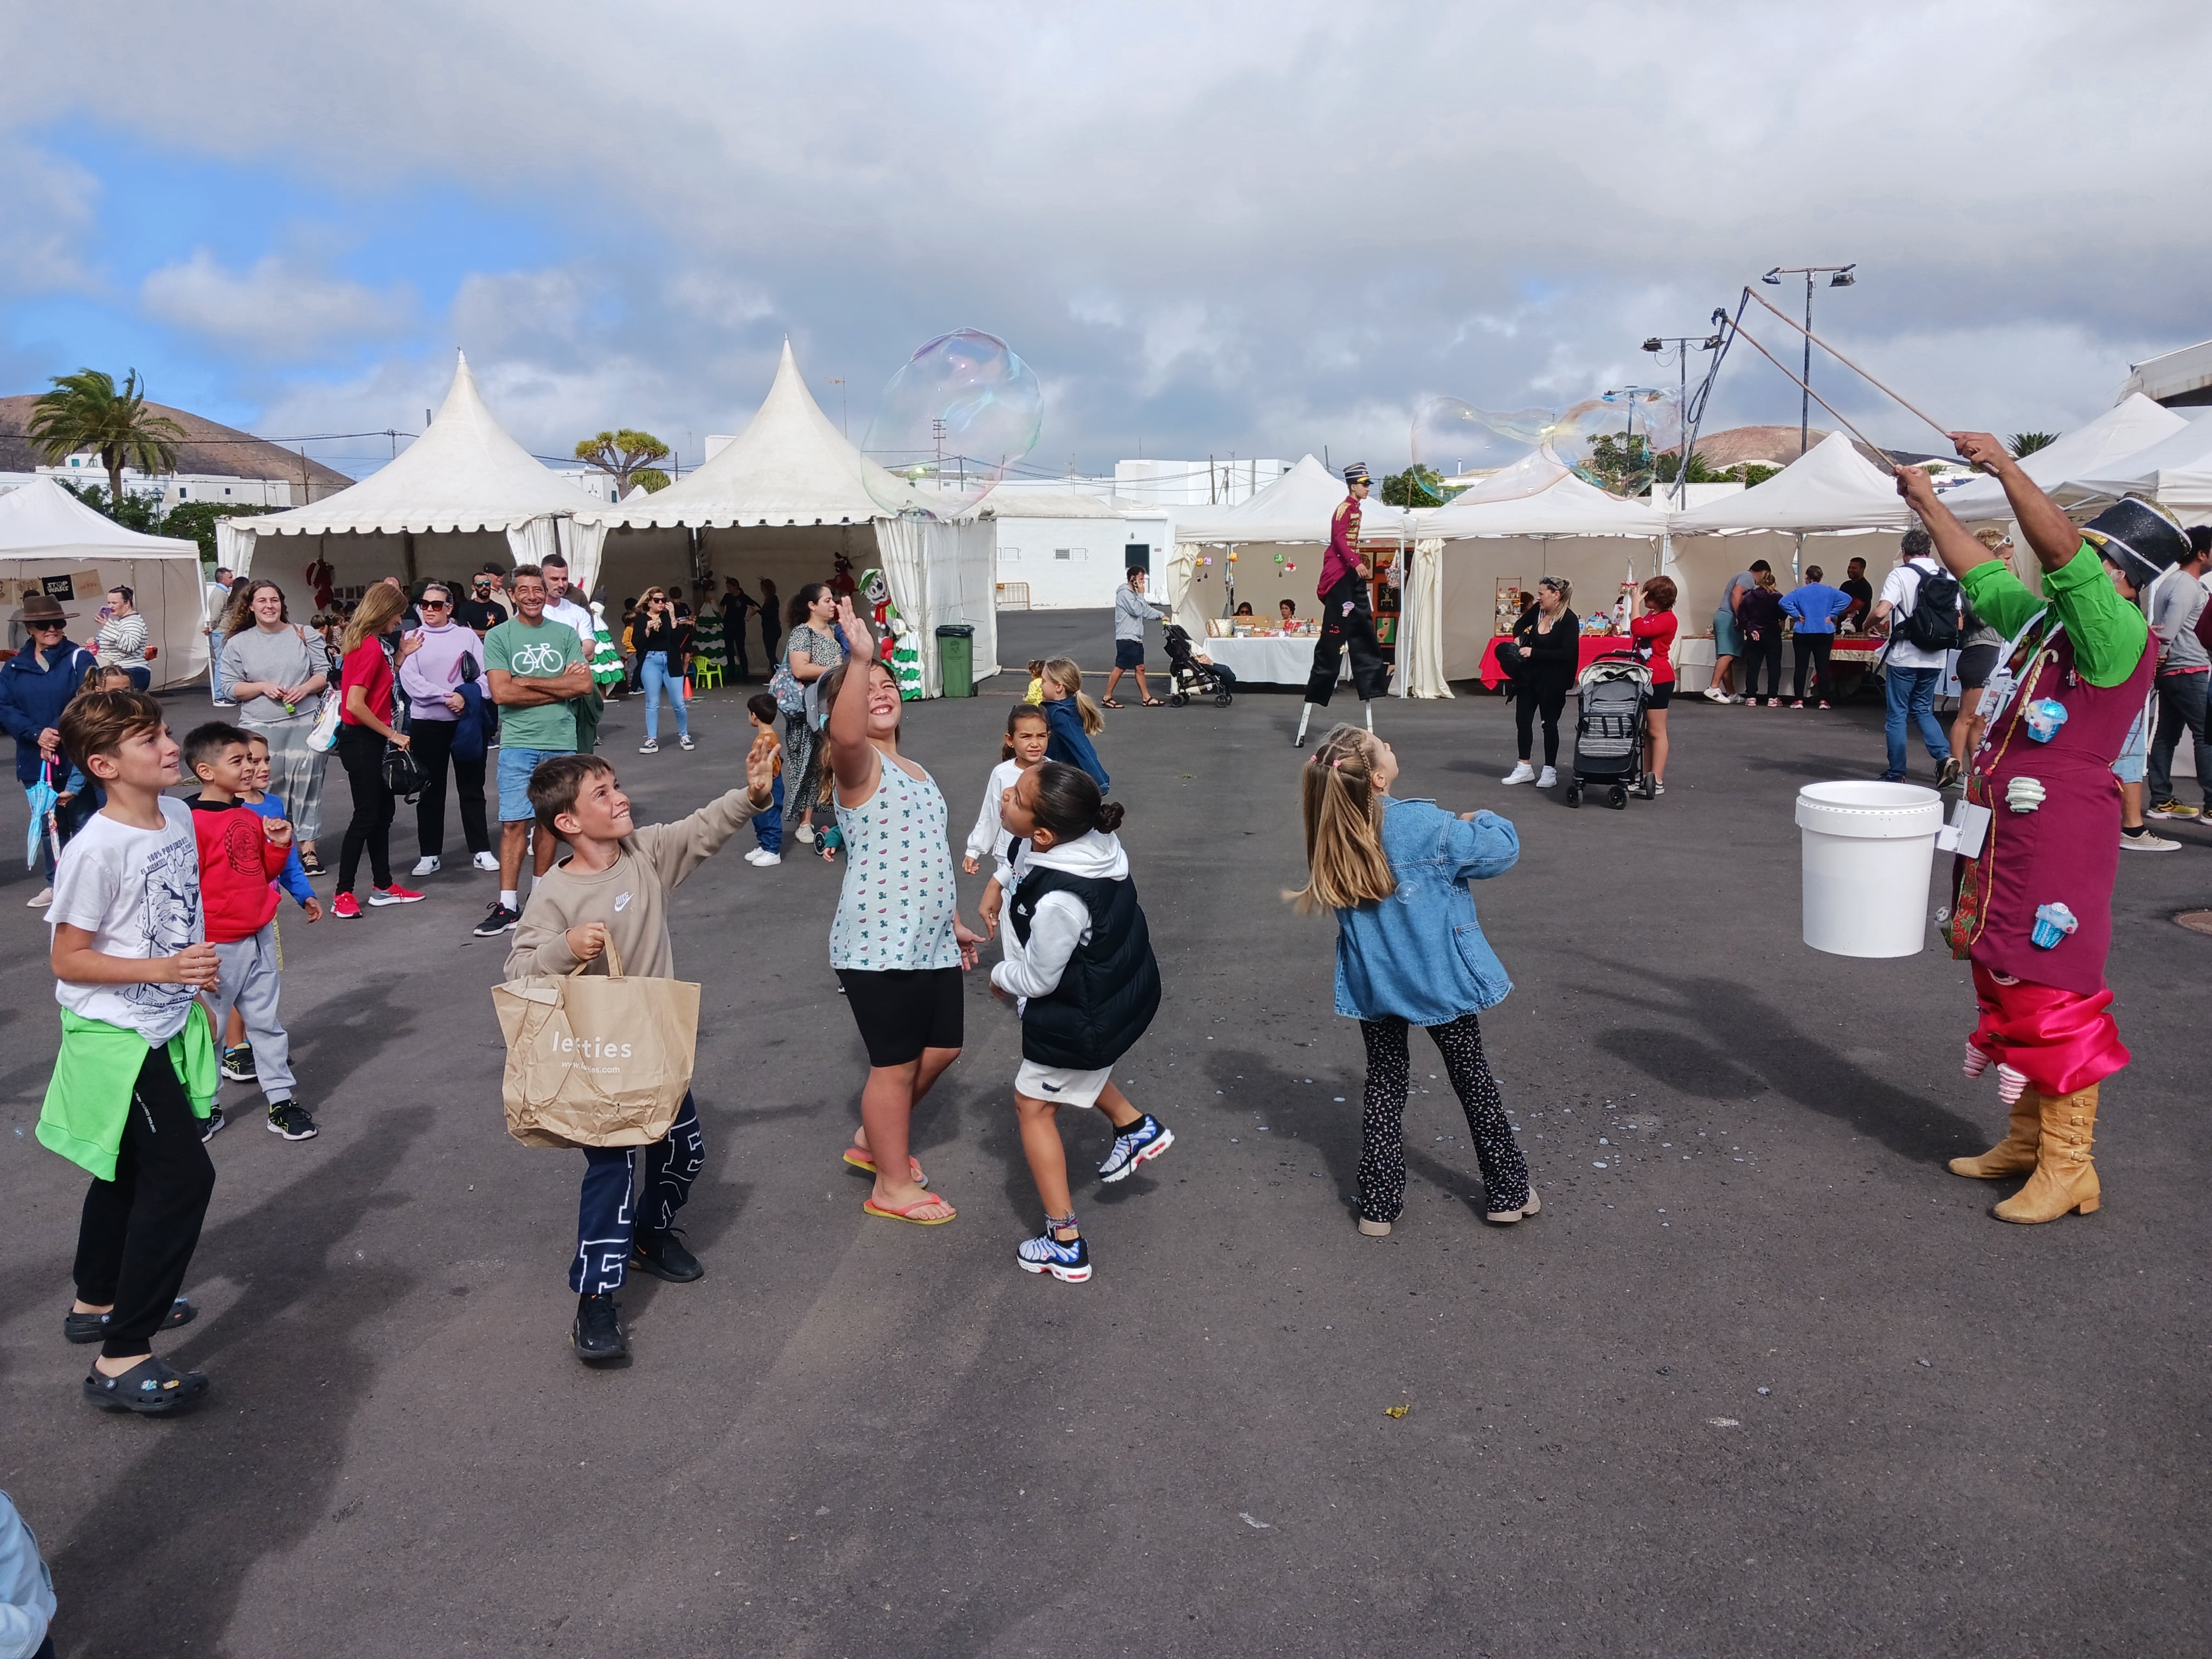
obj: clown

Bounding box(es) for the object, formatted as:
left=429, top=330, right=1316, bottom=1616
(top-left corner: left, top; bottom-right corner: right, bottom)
left=860, top=567, right=923, bottom=699
left=1896, top=440, right=2188, bottom=1225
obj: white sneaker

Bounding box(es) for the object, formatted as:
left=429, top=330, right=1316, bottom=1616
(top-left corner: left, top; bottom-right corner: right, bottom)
left=678, top=734, right=695, bottom=751
left=411, top=856, right=441, bottom=877
left=752, top=851, right=781, bottom=866
left=26, top=885, right=52, bottom=908
left=638, top=738, right=660, bottom=754
left=1701, top=685, right=1726, bottom=703
left=472, top=851, right=500, bottom=873
left=1501, top=761, right=1535, bottom=785
left=794, top=823, right=815, bottom=844
left=2120, top=829, right=2181, bottom=852
left=1536, top=766, right=1558, bottom=788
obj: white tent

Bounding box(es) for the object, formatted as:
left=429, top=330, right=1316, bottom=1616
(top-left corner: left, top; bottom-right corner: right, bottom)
left=1934, top=394, right=2188, bottom=519
left=221, top=352, right=585, bottom=599
left=0, top=478, right=208, bottom=688
left=1165, top=454, right=1409, bottom=635
left=1668, top=433, right=1913, bottom=535
left=574, top=343, right=998, bottom=692
left=2067, top=409, right=2212, bottom=513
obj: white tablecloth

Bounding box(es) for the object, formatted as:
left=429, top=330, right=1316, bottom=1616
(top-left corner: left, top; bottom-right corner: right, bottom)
left=1195, top=633, right=1344, bottom=686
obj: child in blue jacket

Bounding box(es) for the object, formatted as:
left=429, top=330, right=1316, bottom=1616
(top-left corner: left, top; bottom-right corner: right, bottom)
left=1037, top=657, right=1108, bottom=788
left=1291, top=723, right=1536, bottom=1235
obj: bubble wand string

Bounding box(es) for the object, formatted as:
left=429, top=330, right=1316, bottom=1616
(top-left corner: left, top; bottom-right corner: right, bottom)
left=1718, top=316, right=1900, bottom=471
left=1742, top=286, right=1959, bottom=452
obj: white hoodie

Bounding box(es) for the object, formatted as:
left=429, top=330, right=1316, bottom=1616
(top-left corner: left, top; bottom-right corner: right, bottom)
left=966, top=758, right=1025, bottom=884
left=989, top=828, right=1130, bottom=1006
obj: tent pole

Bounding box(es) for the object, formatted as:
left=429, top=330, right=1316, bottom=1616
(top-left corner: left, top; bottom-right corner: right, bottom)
left=402, top=530, right=417, bottom=589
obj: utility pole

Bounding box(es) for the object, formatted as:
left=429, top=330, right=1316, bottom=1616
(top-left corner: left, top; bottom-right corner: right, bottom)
left=1640, top=333, right=1723, bottom=507
left=1761, top=264, right=1857, bottom=459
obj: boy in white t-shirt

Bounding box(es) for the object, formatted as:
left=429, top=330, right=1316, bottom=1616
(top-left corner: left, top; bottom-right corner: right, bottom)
left=41, top=690, right=225, bottom=1416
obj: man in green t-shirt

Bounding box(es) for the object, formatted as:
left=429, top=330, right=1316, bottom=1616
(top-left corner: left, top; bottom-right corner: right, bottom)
left=474, top=564, right=591, bottom=937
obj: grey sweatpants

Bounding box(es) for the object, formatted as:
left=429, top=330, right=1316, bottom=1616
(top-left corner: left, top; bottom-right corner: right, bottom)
left=213, top=922, right=295, bottom=1105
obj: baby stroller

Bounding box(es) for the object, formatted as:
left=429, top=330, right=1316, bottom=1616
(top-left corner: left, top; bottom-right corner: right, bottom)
left=1565, top=651, right=1652, bottom=809
left=1163, top=623, right=1233, bottom=708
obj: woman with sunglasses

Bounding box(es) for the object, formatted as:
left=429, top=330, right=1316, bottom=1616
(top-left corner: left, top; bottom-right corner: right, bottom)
left=0, top=594, right=96, bottom=906
left=633, top=586, right=695, bottom=754
left=218, top=579, right=334, bottom=877
left=397, top=582, right=496, bottom=877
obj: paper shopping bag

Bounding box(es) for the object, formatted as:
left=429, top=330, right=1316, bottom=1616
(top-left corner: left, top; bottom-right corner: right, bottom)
left=491, top=943, right=700, bottom=1149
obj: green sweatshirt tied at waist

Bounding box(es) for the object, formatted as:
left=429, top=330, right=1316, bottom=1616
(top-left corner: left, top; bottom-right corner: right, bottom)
left=38, top=1003, right=218, bottom=1181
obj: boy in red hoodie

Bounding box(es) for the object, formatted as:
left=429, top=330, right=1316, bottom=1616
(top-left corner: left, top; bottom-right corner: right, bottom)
left=184, top=723, right=314, bottom=1141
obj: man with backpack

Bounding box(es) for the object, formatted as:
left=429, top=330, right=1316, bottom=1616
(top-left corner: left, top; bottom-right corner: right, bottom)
left=1870, top=529, right=1960, bottom=786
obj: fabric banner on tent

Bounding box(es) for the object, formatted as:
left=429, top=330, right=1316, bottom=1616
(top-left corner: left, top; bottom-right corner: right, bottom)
left=1404, top=538, right=1450, bottom=699
left=874, top=518, right=999, bottom=697
left=1164, top=543, right=1202, bottom=633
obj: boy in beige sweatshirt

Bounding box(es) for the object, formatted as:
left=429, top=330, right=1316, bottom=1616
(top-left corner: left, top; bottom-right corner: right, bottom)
left=506, top=745, right=773, bottom=1365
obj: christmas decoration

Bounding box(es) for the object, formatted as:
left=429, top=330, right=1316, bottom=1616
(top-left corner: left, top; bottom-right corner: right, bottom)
left=861, top=567, right=923, bottom=699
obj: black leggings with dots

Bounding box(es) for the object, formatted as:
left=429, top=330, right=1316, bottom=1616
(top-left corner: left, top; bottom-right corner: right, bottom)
left=1356, top=1012, right=1529, bottom=1221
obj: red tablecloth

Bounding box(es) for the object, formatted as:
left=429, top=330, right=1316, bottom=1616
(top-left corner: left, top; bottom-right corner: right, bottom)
left=1477, top=634, right=1643, bottom=690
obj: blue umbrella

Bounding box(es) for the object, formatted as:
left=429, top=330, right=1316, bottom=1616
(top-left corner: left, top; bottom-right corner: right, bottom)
left=24, top=769, right=56, bottom=871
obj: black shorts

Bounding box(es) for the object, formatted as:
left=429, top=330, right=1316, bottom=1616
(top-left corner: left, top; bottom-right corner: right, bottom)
left=837, top=967, right=964, bottom=1067
left=1957, top=642, right=1999, bottom=690
left=1645, top=680, right=1673, bottom=710
left=1114, top=638, right=1144, bottom=670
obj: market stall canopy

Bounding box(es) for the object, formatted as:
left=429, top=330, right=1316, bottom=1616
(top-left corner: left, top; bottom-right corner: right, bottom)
left=1667, top=431, right=1913, bottom=533
left=584, top=340, right=939, bottom=529
left=1175, top=454, right=1409, bottom=543
left=982, top=490, right=1126, bottom=520
left=2063, top=409, right=2212, bottom=510
left=1420, top=470, right=1670, bottom=537
left=0, top=477, right=200, bottom=563
left=1935, top=394, right=2188, bottom=519
left=238, top=352, right=585, bottom=538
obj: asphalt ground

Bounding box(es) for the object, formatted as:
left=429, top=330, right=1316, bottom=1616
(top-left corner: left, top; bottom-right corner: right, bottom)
left=2, top=608, right=2208, bottom=1657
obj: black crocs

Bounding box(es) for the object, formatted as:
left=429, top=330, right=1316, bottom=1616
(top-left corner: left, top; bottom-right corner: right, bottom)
left=64, top=1297, right=195, bottom=1346
left=83, top=1353, right=210, bottom=1415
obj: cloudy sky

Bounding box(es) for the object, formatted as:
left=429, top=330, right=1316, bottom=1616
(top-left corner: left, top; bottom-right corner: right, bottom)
left=2, top=1, right=2205, bottom=480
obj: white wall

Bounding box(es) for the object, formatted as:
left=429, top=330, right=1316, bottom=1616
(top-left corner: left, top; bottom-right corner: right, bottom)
left=994, top=511, right=1169, bottom=609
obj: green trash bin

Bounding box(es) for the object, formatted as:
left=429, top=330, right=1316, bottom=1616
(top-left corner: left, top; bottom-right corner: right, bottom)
left=936, top=624, right=975, bottom=698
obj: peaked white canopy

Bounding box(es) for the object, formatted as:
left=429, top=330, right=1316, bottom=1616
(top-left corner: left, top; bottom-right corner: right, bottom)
left=1420, top=469, right=1670, bottom=537
left=241, top=353, right=586, bottom=540
left=1175, top=454, right=1409, bottom=544
left=0, top=477, right=199, bottom=563
left=1668, top=432, right=1913, bottom=534
left=2061, top=409, right=2212, bottom=510
left=588, top=342, right=938, bottom=529
left=1935, top=394, right=2189, bottom=519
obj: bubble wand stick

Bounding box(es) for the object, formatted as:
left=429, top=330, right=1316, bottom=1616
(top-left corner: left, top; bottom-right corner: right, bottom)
left=1718, top=315, right=1901, bottom=471
left=1742, top=286, right=1965, bottom=455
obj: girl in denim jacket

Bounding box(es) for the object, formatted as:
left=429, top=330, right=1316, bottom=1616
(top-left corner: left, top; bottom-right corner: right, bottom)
left=1291, top=724, right=1538, bottom=1234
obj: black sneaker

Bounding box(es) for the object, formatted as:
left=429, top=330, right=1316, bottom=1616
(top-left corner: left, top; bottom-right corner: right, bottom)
left=573, top=1293, right=628, bottom=1364
left=220, top=1044, right=256, bottom=1083
left=83, top=1353, right=210, bottom=1415
left=200, top=1105, right=227, bottom=1143
left=629, top=1227, right=703, bottom=1283
left=1097, top=1114, right=1174, bottom=1182
left=473, top=901, right=521, bottom=937
left=65, top=1296, right=195, bottom=1345
left=266, top=1101, right=319, bottom=1140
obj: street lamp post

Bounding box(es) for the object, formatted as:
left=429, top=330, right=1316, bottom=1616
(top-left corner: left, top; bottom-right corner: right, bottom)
left=1640, top=333, right=1722, bottom=507
left=1761, top=265, right=1856, bottom=461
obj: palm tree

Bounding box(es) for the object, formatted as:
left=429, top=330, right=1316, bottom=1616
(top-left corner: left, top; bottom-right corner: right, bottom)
left=28, top=369, right=187, bottom=506
left=2008, top=430, right=2059, bottom=458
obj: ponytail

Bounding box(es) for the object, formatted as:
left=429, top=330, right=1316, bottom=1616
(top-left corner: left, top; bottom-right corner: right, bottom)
left=1028, top=760, right=1123, bottom=843
left=1287, top=724, right=1396, bottom=915
left=1041, top=657, right=1104, bottom=735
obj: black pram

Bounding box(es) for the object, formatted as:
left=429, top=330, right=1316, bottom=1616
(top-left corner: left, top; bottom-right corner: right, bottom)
left=1564, top=652, right=1652, bottom=808
left=1163, top=623, right=1234, bottom=707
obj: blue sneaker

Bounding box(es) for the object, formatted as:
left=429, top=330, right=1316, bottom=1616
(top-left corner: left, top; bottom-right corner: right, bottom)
left=1098, top=1114, right=1173, bottom=1183
left=1016, top=1227, right=1092, bottom=1283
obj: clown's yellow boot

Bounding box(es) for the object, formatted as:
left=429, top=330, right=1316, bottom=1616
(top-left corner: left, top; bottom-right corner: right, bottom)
left=1948, top=1091, right=2042, bottom=1179
left=1994, top=1085, right=2101, bottom=1223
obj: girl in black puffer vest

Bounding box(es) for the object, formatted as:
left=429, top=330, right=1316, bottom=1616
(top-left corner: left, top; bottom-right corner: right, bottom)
left=991, top=761, right=1170, bottom=1283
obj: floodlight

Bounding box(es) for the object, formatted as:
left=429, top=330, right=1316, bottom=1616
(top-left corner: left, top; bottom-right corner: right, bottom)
left=1641, top=337, right=1663, bottom=352
left=1761, top=268, right=1783, bottom=285
left=1702, top=335, right=1721, bottom=350
left=1829, top=265, right=1857, bottom=287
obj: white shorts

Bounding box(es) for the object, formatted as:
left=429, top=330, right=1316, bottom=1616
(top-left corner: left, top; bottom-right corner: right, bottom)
left=2112, top=704, right=2150, bottom=783
left=1015, top=1058, right=1113, bottom=1109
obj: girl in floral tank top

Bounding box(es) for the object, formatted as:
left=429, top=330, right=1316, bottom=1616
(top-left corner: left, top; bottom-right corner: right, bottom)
left=825, top=597, right=983, bottom=1228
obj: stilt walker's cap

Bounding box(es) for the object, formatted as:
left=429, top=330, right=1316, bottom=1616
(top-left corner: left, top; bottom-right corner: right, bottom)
left=1343, top=463, right=1370, bottom=485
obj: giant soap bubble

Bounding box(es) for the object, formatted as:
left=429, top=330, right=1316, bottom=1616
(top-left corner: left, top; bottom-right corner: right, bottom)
left=1411, top=388, right=1681, bottom=503
left=863, top=330, right=1043, bottom=519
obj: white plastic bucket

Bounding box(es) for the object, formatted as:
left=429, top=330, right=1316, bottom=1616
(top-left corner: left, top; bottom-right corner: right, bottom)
left=1796, top=781, right=1945, bottom=958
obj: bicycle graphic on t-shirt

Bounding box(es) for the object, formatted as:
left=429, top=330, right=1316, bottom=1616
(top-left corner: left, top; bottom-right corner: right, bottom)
left=508, top=641, right=569, bottom=676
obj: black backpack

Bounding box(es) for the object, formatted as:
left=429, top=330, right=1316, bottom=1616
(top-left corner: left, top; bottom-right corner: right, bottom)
left=1899, top=562, right=1963, bottom=652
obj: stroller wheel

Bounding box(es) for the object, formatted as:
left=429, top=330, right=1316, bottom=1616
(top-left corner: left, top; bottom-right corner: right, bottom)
left=1565, top=785, right=1582, bottom=808
left=1609, top=785, right=1628, bottom=809
left=1214, top=691, right=1233, bottom=706
left=1168, top=691, right=1188, bottom=708
left=1639, top=773, right=1656, bottom=800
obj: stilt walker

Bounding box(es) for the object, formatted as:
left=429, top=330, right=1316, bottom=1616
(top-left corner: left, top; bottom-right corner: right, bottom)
left=1896, top=440, right=2184, bottom=1224
left=1294, top=463, right=1393, bottom=747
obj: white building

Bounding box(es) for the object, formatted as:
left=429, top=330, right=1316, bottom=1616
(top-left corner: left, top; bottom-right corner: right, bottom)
left=0, top=458, right=300, bottom=507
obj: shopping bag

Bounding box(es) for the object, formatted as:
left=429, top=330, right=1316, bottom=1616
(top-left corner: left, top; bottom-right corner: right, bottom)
left=491, top=943, right=700, bottom=1149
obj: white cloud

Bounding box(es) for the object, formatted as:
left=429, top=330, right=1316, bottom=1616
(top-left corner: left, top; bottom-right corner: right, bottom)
left=140, top=250, right=414, bottom=356
left=0, top=142, right=100, bottom=296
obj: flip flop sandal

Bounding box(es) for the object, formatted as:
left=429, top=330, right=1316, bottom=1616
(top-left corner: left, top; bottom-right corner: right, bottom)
left=842, top=1149, right=929, bottom=1188
left=1141, top=698, right=1166, bottom=706
left=863, top=1194, right=957, bottom=1225
left=1102, top=698, right=1126, bottom=709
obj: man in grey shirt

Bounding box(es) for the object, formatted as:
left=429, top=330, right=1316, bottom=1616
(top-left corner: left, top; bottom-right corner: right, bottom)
left=1104, top=566, right=1169, bottom=708
left=2145, top=528, right=2212, bottom=820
